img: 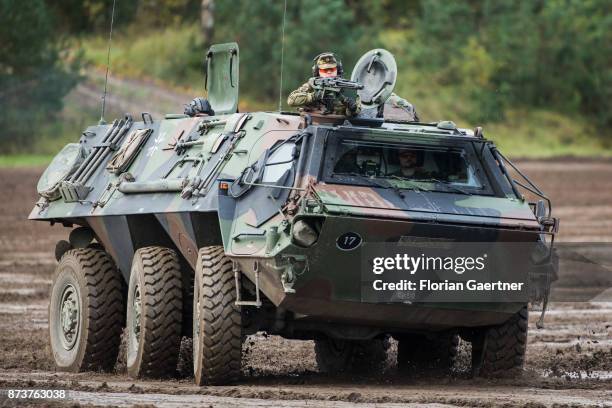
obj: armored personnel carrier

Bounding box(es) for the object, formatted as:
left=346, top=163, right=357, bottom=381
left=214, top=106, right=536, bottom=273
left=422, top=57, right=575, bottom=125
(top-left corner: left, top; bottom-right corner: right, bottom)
left=31, top=44, right=558, bottom=384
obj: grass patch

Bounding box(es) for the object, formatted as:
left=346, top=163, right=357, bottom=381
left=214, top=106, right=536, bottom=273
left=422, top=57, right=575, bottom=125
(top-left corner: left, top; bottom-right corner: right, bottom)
left=394, top=64, right=611, bottom=158
left=29, top=26, right=605, bottom=160
left=486, top=110, right=611, bottom=158
left=79, top=25, right=202, bottom=88
left=0, top=155, right=52, bottom=167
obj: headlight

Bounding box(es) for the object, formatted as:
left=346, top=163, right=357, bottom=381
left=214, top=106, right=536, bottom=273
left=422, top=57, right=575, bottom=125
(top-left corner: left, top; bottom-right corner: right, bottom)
left=37, top=143, right=86, bottom=200
left=292, top=219, right=319, bottom=247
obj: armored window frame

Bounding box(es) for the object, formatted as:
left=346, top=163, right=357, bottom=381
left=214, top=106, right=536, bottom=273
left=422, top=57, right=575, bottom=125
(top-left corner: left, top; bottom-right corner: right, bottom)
left=321, top=131, right=496, bottom=196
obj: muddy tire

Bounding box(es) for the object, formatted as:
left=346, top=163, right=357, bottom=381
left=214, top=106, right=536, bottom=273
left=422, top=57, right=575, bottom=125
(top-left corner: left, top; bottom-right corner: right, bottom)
left=126, top=247, right=182, bottom=378
left=396, top=331, right=459, bottom=373
left=49, top=248, right=125, bottom=372
left=193, top=246, right=242, bottom=385
left=472, top=306, right=528, bottom=378
left=315, top=336, right=390, bottom=374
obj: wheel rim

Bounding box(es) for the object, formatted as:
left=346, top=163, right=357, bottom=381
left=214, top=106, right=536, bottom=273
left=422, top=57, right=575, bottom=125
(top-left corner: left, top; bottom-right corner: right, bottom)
left=58, top=284, right=80, bottom=350
left=129, top=284, right=142, bottom=356
left=192, top=281, right=200, bottom=374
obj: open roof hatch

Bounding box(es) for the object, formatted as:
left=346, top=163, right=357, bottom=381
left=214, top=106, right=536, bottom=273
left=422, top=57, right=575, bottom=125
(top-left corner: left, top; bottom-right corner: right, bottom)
left=205, top=42, right=239, bottom=115
left=350, top=48, right=397, bottom=112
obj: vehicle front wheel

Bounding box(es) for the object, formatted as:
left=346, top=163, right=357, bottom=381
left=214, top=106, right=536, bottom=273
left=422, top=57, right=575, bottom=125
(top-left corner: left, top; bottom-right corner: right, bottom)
left=472, top=306, right=528, bottom=378
left=126, top=246, right=183, bottom=378
left=49, top=248, right=125, bottom=372
left=193, top=246, right=242, bottom=385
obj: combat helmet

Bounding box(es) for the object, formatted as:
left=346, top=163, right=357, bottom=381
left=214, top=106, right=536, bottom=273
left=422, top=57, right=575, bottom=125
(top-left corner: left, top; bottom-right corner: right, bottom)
left=311, top=52, right=344, bottom=77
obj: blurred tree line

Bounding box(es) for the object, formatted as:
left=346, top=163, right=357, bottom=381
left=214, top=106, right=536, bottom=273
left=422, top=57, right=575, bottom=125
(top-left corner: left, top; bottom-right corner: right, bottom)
left=410, top=0, right=612, bottom=125
left=0, top=0, right=81, bottom=153
left=1, top=0, right=610, bottom=153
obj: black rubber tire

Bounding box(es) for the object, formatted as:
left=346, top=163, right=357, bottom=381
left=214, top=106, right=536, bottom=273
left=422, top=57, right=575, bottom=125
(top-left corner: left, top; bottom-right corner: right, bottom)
left=126, top=246, right=183, bottom=378
left=396, top=331, right=459, bottom=373
left=193, top=246, right=242, bottom=385
left=49, top=248, right=125, bottom=372
left=315, top=336, right=390, bottom=374
left=472, top=306, right=528, bottom=378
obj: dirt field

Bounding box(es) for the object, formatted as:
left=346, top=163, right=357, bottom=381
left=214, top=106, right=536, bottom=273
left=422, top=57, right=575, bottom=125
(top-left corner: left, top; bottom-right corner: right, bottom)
left=0, top=161, right=611, bottom=407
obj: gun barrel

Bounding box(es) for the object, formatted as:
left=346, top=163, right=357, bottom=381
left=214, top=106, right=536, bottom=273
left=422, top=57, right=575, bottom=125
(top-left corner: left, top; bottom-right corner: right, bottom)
left=312, top=77, right=363, bottom=90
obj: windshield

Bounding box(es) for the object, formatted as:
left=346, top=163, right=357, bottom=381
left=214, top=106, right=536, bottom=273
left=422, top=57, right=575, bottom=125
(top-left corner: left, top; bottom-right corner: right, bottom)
left=326, top=138, right=490, bottom=194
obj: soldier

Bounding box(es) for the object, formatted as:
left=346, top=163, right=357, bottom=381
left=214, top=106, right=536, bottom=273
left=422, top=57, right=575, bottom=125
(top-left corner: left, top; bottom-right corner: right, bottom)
left=287, top=52, right=360, bottom=116
left=184, top=97, right=214, bottom=117
left=390, top=148, right=430, bottom=179
left=384, top=93, right=420, bottom=122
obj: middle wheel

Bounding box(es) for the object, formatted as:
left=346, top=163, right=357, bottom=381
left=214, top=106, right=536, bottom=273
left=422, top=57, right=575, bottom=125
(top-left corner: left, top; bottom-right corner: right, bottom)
left=193, top=246, right=242, bottom=385
left=126, top=246, right=183, bottom=378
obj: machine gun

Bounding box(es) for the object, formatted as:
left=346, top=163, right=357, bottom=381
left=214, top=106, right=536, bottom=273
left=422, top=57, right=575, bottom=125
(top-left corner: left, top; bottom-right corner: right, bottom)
left=308, top=77, right=364, bottom=114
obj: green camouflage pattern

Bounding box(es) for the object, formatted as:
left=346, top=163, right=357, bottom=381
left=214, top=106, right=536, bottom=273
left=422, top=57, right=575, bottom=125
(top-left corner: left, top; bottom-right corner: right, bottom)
left=205, top=42, right=239, bottom=115
left=314, top=53, right=338, bottom=70
left=30, top=46, right=559, bottom=334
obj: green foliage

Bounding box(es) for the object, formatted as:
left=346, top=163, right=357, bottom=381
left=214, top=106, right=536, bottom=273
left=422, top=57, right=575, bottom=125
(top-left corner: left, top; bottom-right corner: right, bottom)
left=82, top=25, right=203, bottom=87
left=214, top=0, right=370, bottom=105
left=0, top=154, right=54, bottom=168
left=0, top=0, right=81, bottom=154
left=486, top=110, right=609, bottom=158
left=3, top=0, right=611, bottom=159
left=45, top=0, right=138, bottom=33
left=404, top=0, right=612, bottom=128
left=47, top=0, right=203, bottom=34
left=392, top=64, right=609, bottom=158
left=54, top=0, right=612, bottom=132
left=133, top=0, right=201, bottom=28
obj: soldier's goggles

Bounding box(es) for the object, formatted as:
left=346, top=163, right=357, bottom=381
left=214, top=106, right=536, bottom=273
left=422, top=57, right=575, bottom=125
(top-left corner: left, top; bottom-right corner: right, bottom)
left=318, top=67, right=337, bottom=74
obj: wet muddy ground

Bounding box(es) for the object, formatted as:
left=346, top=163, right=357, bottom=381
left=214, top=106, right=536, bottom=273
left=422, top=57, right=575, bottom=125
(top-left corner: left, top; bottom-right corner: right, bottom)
left=0, top=161, right=611, bottom=407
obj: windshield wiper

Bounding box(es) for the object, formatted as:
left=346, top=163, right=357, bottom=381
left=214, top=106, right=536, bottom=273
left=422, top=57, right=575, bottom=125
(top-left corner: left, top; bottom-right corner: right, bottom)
left=380, top=175, right=430, bottom=193
left=414, top=178, right=473, bottom=195
left=332, top=172, right=406, bottom=199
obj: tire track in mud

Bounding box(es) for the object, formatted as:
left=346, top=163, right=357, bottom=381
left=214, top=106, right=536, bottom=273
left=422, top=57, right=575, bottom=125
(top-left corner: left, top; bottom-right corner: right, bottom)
left=0, top=370, right=610, bottom=407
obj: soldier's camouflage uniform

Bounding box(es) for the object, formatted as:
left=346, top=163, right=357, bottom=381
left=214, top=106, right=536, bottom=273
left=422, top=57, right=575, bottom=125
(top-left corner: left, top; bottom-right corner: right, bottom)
left=287, top=81, right=361, bottom=116
left=288, top=85, right=419, bottom=121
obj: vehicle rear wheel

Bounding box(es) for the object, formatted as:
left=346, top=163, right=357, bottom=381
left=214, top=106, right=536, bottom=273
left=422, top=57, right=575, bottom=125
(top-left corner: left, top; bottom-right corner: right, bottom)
left=193, top=246, right=242, bottom=385
left=396, top=331, right=459, bottom=373
left=126, top=246, right=183, bottom=378
left=472, top=306, right=528, bottom=378
left=49, top=248, right=125, bottom=372
left=315, top=336, right=390, bottom=374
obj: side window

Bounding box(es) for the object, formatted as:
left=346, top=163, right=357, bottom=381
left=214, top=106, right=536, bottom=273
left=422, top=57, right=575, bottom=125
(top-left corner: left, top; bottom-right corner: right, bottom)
left=262, top=142, right=296, bottom=183
left=229, top=140, right=298, bottom=199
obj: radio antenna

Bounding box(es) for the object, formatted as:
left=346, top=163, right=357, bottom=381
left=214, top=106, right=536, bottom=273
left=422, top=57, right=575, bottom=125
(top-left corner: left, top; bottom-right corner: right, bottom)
left=100, top=0, right=117, bottom=125
left=277, top=0, right=288, bottom=112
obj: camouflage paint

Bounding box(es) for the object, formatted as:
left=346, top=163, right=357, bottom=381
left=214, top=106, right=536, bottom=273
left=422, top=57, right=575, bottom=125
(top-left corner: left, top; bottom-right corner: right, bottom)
left=30, top=47, right=558, bottom=332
